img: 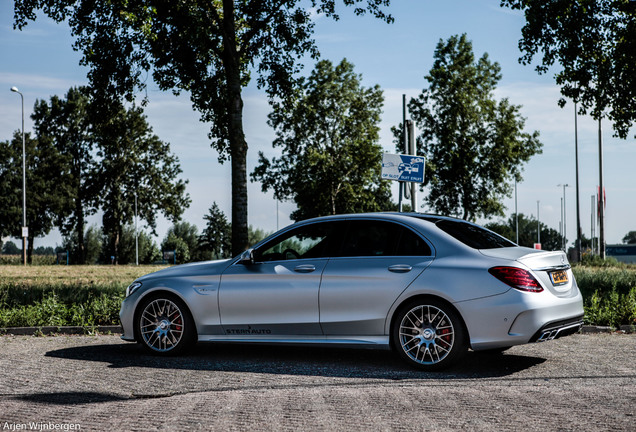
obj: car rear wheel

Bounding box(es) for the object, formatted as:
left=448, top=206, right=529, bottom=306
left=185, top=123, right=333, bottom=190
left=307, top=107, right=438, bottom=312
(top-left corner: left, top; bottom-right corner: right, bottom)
left=136, top=294, right=196, bottom=355
left=392, top=299, right=467, bottom=370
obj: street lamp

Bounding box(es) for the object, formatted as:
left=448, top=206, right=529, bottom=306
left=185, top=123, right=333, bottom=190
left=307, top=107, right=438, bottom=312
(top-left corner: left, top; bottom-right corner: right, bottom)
left=558, top=184, right=570, bottom=251
left=10, top=86, right=27, bottom=266
left=537, top=200, right=540, bottom=246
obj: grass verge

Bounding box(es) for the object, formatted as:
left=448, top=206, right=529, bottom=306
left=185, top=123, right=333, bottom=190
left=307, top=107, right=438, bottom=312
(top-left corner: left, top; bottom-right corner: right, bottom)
left=0, top=264, right=634, bottom=329
left=0, top=265, right=165, bottom=329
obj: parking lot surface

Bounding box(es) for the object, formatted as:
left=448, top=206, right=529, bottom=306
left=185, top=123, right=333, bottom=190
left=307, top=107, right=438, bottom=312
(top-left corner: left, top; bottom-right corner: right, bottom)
left=0, top=333, right=634, bottom=431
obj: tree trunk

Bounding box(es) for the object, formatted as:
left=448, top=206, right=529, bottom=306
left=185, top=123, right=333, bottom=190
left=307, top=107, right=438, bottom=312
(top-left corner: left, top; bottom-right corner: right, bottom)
left=27, top=234, right=34, bottom=264
left=223, top=0, right=249, bottom=257
left=76, top=167, right=86, bottom=264
left=112, top=228, right=121, bottom=265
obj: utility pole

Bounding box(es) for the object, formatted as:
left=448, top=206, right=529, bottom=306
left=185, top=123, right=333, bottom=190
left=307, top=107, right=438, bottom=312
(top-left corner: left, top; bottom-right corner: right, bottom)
left=398, top=94, right=407, bottom=212
left=558, top=184, right=569, bottom=251
left=515, top=180, right=518, bottom=244
left=134, top=192, right=139, bottom=266
left=537, top=200, right=540, bottom=246
left=407, top=120, right=417, bottom=212
left=10, top=87, right=27, bottom=266
left=598, top=118, right=605, bottom=259
left=574, top=102, right=582, bottom=261
left=591, top=195, right=596, bottom=255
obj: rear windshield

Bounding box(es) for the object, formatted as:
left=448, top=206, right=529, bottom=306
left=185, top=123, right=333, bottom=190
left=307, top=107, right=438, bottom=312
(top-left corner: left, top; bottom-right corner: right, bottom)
left=428, top=219, right=516, bottom=249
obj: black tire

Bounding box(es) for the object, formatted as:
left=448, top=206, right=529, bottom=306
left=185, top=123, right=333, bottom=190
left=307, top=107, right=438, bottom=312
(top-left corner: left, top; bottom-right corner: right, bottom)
left=392, top=298, right=467, bottom=371
left=135, top=293, right=196, bottom=355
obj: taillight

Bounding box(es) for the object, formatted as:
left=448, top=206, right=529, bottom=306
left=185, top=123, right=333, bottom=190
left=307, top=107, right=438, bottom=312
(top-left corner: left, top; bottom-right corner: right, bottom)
left=488, top=266, right=543, bottom=292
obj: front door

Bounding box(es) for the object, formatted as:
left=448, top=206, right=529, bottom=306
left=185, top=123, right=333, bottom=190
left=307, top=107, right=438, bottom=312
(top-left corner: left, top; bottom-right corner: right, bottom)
left=219, top=221, right=342, bottom=336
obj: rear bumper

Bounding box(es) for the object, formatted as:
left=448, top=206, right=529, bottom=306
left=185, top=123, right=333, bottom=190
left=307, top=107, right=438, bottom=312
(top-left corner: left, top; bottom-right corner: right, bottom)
left=457, top=286, right=584, bottom=350
left=529, top=315, right=584, bottom=342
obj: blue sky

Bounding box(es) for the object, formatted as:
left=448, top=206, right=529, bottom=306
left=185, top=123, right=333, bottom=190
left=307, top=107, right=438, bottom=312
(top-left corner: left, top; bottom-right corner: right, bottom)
left=1, top=0, right=634, bottom=250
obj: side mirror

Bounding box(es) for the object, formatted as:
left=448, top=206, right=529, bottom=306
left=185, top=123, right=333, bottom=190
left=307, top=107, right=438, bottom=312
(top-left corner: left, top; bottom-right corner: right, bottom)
left=238, top=248, right=255, bottom=265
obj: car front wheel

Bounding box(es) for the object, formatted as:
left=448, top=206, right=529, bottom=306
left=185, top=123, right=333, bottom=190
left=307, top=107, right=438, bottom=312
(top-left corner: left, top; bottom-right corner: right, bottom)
left=392, top=299, right=467, bottom=370
left=136, top=294, right=196, bottom=355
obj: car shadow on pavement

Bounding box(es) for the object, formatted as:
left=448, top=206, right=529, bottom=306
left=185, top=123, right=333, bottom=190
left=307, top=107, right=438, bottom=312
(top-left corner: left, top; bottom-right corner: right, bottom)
left=45, top=341, right=545, bottom=380
left=13, top=391, right=129, bottom=405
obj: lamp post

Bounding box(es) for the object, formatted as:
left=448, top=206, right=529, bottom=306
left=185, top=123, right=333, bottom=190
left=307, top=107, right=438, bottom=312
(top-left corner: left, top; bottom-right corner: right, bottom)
left=514, top=179, right=518, bottom=244
left=598, top=118, right=605, bottom=259
left=537, top=200, right=540, bottom=246
left=10, top=86, right=27, bottom=266
left=134, top=192, right=139, bottom=266
left=574, top=102, right=582, bottom=261
left=558, top=184, right=570, bottom=252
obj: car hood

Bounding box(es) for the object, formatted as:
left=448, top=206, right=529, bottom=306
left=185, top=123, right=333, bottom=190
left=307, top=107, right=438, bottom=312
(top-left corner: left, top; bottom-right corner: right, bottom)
left=137, top=259, right=233, bottom=282
left=479, top=247, right=569, bottom=270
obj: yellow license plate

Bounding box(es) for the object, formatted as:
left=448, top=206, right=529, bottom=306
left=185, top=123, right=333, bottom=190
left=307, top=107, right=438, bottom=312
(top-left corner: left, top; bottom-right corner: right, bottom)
left=549, top=270, right=569, bottom=286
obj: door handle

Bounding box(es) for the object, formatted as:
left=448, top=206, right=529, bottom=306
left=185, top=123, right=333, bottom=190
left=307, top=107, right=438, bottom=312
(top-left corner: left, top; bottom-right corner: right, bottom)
left=388, top=264, right=412, bottom=273
left=294, top=264, right=316, bottom=273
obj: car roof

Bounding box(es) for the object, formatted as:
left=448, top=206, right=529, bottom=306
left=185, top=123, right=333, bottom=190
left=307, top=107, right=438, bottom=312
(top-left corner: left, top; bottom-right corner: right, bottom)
left=293, top=212, right=466, bottom=225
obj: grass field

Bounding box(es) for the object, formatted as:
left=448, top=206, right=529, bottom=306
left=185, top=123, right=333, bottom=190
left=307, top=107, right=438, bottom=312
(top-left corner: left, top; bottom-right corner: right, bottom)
left=0, top=265, right=166, bottom=287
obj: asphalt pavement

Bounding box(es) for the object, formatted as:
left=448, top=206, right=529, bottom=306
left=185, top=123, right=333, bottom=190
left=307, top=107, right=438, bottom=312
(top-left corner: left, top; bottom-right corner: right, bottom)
left=0, top=333, right=634, bottom=431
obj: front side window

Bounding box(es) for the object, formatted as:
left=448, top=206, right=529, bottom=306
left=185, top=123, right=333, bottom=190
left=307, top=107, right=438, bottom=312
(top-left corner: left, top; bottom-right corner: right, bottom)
left=256, top=222, right=340, bottom=262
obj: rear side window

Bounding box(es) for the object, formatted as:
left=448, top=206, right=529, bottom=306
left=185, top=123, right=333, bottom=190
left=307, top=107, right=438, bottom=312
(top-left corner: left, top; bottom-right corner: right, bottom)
left=397, top=226, right=433, bottom=256
left=337, top=220, right=432, bottom=257
left=434, top=219, right=515, bottom=249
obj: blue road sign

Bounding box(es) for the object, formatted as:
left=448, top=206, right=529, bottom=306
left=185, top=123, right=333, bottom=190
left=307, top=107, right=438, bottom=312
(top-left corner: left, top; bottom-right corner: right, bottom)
left=381, top=153, right=425, bottom=183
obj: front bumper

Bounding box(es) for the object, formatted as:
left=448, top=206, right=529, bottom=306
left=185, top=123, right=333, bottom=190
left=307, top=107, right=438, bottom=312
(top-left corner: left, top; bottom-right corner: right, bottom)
left=119, top=296, right=137, bottom=342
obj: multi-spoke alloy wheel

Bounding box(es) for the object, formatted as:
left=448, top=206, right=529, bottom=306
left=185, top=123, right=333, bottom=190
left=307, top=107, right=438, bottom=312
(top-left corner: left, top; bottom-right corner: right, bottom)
left=136, top=295, right=195, bottom=355
left=393, top=299, right=466, bottom=370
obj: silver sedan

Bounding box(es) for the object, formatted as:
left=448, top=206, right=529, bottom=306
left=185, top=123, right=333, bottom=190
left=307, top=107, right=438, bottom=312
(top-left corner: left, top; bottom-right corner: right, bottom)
left=120, top=213, right=584, bottom=370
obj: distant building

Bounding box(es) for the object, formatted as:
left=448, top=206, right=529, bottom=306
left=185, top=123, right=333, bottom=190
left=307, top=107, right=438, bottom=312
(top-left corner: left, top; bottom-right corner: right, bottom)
left=606, top=244, right=636, bottom=264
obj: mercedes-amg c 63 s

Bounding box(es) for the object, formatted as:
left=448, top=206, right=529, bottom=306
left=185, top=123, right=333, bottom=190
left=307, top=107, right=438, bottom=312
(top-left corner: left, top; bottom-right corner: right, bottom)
left=120, top=213, right=584, bottom=370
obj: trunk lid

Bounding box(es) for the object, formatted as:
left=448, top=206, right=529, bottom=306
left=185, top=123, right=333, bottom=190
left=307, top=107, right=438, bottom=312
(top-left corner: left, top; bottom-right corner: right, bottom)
left=480, top=247, right=576, bottom=296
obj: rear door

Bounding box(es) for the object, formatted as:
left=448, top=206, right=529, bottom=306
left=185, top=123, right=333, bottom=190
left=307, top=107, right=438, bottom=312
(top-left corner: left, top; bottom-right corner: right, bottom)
left=319, top=219, right=434, bottom=335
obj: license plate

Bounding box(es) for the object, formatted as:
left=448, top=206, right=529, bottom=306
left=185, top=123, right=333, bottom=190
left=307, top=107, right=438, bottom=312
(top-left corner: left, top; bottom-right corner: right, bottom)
left=549, top=270, right=569, bottom=286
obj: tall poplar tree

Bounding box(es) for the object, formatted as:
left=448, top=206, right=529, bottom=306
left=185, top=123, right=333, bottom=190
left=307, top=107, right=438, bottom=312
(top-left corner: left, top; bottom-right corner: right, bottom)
left=0, top=133, right=69, bottom=262
left=31, top=87, right=96, bottom=263
left=95, top=103, right=190, bottom=263
left=406, top=34, right=542, bottom=221
left=252, top=59, right=393, bottom=221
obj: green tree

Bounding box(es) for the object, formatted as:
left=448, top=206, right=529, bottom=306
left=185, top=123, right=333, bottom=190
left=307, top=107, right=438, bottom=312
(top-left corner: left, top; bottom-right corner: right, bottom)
left=252, top=59, right=393, bottom=221
left=623, top=231, right=636, bottom=244
left=13, top=0, right=392, bottom=256
left=62, top=224, right=104, bottom=264
left=0, top=132, right=69, bottom=262
left=116, top=225, right=161, bottom=265
left=163, top=221, right=200, bottom=261
left=95, top=103, right=190, bottom=264
left=199, top=202, right=232, bottom=260
left=33, top=246, right=55, bottom=256
left=161, top=232, right=190, bottom=265
left=501, top=0, right=636, bottom=139
left=1, top=241, right=21, bottom=255
left=31, top=87, right=96, bottom=264
left=485, top=213, right=564, bottom=251
left=405, top=34, right=542, bottom=221
left=248, top=225, right=272, bottom=246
